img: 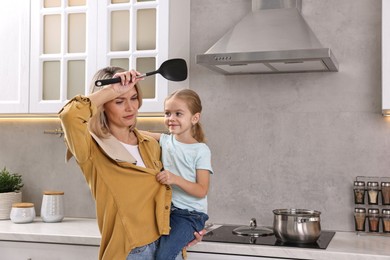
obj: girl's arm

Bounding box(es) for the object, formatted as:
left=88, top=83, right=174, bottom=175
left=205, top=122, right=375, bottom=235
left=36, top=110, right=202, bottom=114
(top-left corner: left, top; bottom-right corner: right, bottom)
left=139, top=130, right=162, bottom=141
left=156, top=169, right=210, bottom=198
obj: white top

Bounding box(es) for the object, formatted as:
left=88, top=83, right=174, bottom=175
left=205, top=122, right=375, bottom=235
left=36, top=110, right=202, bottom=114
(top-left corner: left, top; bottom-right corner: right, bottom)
left=120, top=142, right=146, bottom=168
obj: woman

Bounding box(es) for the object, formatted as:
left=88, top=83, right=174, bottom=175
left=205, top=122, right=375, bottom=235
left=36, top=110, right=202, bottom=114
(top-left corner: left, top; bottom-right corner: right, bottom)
left=59, top=67, right=203, bottom=260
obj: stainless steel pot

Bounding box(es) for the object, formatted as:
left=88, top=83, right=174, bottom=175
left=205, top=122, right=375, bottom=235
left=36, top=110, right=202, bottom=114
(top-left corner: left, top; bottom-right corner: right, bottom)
left=273, top=209, right=321, bottom=244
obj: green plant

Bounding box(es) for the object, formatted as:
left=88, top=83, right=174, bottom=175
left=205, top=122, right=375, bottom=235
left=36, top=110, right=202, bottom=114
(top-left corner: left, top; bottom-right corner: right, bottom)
left=0, top=167, right=23, bottom=193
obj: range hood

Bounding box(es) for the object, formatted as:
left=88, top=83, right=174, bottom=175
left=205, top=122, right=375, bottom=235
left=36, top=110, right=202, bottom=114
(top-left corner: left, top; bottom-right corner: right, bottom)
left=196, top=0, right=338, bottom=75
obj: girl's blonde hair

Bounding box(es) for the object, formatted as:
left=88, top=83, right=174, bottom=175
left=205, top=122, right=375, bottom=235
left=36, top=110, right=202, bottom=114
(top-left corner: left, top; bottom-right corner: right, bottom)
left=88, top=66, right=143, bottom=138
left=166, top=89, right=206, bottom=143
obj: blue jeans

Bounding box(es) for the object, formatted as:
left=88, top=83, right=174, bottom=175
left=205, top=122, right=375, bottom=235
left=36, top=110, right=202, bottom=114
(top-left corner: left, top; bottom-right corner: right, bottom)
left=126, top=238, right=186, bottom=260
left=126, top=239, right=159, bottom=260
left=155, top=206, right=209, bottom=260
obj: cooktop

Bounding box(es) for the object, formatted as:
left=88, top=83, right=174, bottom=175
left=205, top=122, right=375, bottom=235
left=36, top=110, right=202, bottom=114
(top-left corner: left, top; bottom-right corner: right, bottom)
left=202, top=225, right=335, bottom=249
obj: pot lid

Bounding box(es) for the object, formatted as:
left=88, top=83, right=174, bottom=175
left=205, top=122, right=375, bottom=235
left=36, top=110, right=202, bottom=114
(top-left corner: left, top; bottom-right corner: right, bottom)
left=232, top=226, right=274, bottom=237
left=232, top=218, right=274, bottom=237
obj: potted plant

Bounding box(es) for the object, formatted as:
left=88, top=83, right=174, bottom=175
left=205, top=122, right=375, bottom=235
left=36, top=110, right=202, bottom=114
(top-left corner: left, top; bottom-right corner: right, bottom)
left=0, top=167, right=23, bottom=220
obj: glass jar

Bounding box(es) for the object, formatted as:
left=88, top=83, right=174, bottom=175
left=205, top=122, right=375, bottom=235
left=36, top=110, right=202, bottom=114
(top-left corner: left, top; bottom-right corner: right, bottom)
left=382, top=209, right=390, bottom=233
left=353, top=181, right=365, bottom=204
left=354, top=208, right=366, bottom=231
left=381, top=182, right=390, bottom=205
left=367, top=182, right=379, bottom=205
left=41, top=191, right=65, bottom=223
left=10, top=202, right=36, bottom=224
left=367, top=208, right=380, bottom=232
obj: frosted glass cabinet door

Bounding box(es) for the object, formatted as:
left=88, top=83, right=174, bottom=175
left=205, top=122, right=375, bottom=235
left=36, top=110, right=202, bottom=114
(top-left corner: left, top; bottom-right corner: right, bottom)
left=97, top=1, right=169, bottom=113
left=30, top=0, right=170, bottom=114
left=0, top=1, right=30, bottom=113
left=30, top=0, right=97, bottom=113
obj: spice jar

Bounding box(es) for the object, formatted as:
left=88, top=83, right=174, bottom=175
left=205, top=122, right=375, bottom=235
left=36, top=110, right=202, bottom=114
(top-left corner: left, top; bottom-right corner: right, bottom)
left=353, top=181, right=366, bottom=204
left=367, top=182, right=379, bottom=205
left=367, top=208, right=380, bottom=232
left=41, top=191, right=65, bottom=223
left=382, top=209, right=390, bottom=233
left=10, top=203, right=36, bottom=224
left=354, top=208, right=366, bottom=232
left=381, top=182, right=390, bottom=205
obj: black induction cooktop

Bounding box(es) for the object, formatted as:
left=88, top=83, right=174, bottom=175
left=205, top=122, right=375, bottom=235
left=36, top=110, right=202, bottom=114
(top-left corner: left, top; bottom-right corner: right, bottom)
left=202, top=225, right=335, bottom=249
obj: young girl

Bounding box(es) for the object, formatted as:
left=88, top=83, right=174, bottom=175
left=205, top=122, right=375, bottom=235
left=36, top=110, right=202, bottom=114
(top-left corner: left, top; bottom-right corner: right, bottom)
left=143, top=89, right=213, bottom=260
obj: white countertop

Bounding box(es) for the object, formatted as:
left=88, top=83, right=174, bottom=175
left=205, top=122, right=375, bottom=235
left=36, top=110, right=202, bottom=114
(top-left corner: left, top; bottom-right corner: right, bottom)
left=0, top=218, right=389, bottom=259
left=0, top=218, right=100, bottom=246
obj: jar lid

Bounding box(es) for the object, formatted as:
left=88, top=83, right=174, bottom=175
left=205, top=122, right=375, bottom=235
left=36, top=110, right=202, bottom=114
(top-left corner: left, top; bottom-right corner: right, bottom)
left=354, top=208, right=366, bottom=213
left=368, top=208, right=379, bottom=214
left=382, top=209, right=390, bottom=215
left=43, top=191, right=64, bottom=195
left=12, top=202, right=34, bottom=208
left=354, top=181, right=365, bottom=186
left=367, top=182, right=379, bottom=187
left=381, top=182, right=390, bottom=187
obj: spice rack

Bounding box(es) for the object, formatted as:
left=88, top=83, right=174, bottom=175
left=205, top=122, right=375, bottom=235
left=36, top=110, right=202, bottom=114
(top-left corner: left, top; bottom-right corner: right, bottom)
left=353, top=176, right=390, bottom=236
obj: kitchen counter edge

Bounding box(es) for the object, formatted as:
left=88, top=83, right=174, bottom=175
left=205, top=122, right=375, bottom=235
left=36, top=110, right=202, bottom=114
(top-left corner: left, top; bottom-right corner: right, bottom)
left=0, top=218, right=389, bottom=259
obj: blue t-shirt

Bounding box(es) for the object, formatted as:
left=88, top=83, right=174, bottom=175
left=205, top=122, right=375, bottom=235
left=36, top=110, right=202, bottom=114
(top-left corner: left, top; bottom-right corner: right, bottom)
left=160, top=134, right=213, bottom=213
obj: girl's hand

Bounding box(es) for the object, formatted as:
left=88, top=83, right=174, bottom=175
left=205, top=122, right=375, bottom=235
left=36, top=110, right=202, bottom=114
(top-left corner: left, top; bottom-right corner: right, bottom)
left=156, top=170, right=176, bottom=185
left=186, top=229, right=206, bottom=247
left=111, top=70, right=142, bottom=95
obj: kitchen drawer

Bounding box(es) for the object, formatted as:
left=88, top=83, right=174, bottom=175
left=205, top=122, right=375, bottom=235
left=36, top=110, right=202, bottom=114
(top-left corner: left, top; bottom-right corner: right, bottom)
left=0, top=240, right=99, bottom=260
left=187, top=252, right=295, bottom=260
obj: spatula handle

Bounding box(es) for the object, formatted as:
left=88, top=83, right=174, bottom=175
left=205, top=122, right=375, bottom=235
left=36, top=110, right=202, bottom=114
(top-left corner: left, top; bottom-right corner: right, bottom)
left=94, top=74, right=146, bottom=87
left=95, top=78, right=121, bottom=87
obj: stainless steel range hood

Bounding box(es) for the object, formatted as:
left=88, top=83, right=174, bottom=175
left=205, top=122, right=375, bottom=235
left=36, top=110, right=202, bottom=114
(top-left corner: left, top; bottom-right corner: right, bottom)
left=196, top=0, right=338, bottom=75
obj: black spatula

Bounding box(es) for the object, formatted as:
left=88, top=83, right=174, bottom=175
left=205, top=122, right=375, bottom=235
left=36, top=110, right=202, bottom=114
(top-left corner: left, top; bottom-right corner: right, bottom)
left=95, top=58, right=188, bottom=87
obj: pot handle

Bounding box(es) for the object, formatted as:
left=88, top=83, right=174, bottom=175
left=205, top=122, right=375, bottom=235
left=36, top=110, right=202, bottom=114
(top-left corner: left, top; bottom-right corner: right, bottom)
left=297, top=217, right=320, bottom=223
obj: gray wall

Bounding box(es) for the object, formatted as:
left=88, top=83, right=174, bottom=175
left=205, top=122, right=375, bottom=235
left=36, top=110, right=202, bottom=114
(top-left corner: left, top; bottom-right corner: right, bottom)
left=0, top=0, right=386, bottom=232
left=189, top=0, right=386, bottom=231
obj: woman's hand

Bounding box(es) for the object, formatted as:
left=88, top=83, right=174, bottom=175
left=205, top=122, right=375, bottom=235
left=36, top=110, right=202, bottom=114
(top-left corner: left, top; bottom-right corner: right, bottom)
left=111, top=69, right=142, bottom=95
left=88, top=69, right=142, bottom=108
left=186, top=229, right=206, bottom=247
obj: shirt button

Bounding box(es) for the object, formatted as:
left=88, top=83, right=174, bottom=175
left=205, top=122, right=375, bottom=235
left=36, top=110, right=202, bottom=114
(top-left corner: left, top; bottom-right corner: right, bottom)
left=166, top=186, right=170, bottom=190
left=165, top=206, right=170, bottom=210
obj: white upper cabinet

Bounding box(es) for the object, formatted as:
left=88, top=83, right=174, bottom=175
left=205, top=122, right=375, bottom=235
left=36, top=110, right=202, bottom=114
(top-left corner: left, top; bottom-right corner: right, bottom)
left=0, top=0, right=188, bottom=114
left=95, top=0, right=169, bottom=113
left=30, top=0, right=98, bottom=113
left=0, top=1, right=30, bottom=113
left=383, top=0, right=390, bottom=115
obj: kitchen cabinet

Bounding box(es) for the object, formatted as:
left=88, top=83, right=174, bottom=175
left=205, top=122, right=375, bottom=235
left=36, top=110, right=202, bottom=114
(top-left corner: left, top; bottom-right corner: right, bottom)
left=187, top=252, right=293, bottom=259
left=0, top=1, right=30, bottom=113
left=1, top=0, right=189, bottom=114
left=0, top=240, right=99, bottom=260
left=382, top=0, right=390, bottom=115
left=30, top=0, right=171, bottom=114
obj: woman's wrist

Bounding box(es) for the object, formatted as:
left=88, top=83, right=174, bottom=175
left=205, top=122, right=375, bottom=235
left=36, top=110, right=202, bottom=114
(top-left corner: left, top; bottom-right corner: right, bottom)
left=89, top=87, right=118, bottom=107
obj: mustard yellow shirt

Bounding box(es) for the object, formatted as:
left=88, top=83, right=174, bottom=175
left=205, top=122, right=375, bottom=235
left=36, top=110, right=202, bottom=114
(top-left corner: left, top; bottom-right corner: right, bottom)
left=59, top=95, right=171, bottom=260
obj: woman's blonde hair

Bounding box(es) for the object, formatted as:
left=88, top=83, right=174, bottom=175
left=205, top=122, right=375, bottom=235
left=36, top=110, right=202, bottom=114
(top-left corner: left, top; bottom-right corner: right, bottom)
left=88, top=66, right=143, bottom=138
left=166, top=89, right=206, bottom=143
